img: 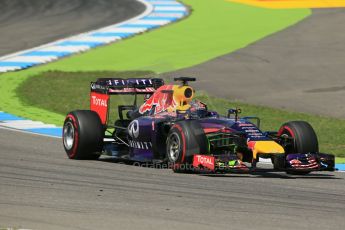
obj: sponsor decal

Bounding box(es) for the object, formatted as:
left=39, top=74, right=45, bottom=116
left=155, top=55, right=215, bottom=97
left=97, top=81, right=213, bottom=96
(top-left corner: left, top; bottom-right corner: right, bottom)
left=237, top=123, right=266, bottom=140
left=249, top=133, right=264, bottom=136
left=193, top=154, right=215, bottom=170
left=244, top=129, right=260, bottom=133
left=107, top=79, right=153, bottom=86
left=91, top=95, right=108, bottom=107
left=238, top=123, right=254, bottom=127
left=129, top=140, right=152, bottom=150
left=128, top=120, right=139, bottom=138
left=242, top=126, right=256, bottom=129
left=108, top=87, right=155, bottom=93
left=139, top=85, right=177, bottom=114
left=90, top=82, right=107, bottom=91
left=90, top=92, right=109, bottom=124
left=95, top=78, right=160, bottom=94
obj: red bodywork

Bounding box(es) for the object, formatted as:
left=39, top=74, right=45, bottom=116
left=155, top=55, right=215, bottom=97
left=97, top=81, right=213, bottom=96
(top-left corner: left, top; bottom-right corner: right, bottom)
left=193, top=154, right=215, bottom=171
left=90, top=92, right=109, bottom=125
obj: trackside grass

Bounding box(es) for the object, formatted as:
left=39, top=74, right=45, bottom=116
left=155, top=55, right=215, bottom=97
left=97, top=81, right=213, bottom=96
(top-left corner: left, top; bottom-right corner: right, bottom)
left=336, top=158, right=345, bottom=163
left=17, top=71, right=345, bottom=158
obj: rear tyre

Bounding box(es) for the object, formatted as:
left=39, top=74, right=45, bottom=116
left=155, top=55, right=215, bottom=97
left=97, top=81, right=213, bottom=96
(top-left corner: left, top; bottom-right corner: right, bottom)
left=63, top=110, right=104, bottom=160
left=278, top=121, right=319, bottom=175
left=166, top=120, right=208, bottom=173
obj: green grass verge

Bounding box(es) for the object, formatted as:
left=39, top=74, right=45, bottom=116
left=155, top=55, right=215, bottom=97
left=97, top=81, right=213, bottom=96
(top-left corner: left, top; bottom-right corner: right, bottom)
left=17, top=71, right=345, bottom=158
left=0, top=0, right=310, bottom=125
left=336, top=158, right=345, bottom=164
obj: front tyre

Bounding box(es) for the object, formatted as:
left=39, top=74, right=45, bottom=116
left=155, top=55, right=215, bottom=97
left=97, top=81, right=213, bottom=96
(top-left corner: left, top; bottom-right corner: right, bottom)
left=278, top=121, right=319, bottom=175
left=63, top=110, right=104, bottom=160
left=278, top=121, right=318, bottom=154
left=166, top=120, right=208, bottom=173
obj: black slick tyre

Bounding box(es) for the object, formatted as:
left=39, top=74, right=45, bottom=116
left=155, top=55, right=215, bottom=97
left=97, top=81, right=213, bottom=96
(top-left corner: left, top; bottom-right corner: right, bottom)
left=278, top=121, right=318, bottom=175
left=63, top=110, right=104, bottom=160
left=166, top=120, right=208, bottom=173
left=278, top=121, right=318, bottom=154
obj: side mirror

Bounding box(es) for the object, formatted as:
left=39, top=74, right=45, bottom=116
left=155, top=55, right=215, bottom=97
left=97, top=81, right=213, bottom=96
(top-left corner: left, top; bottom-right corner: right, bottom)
left=227, top=108, right=241, bottom=121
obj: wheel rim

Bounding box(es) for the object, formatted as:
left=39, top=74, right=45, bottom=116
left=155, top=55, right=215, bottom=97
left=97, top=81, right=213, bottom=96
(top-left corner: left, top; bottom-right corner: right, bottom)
left=63, top=121, right=75, bottom=150
left=168, top=133, right=181, bottom=162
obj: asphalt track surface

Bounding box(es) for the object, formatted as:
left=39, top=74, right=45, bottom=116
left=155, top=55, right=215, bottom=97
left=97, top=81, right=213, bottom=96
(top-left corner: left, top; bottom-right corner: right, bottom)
left=164, top=9, right=345, bottom=119
left=0, top=0, right=145, bottom=56
left=0, top=128, right=344, bottom=230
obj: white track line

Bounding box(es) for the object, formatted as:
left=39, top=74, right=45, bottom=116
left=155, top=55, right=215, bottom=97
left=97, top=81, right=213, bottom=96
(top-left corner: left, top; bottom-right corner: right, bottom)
left=39, top=45, right=91, bottom=53
left=1, top=120, right=57, bottom=129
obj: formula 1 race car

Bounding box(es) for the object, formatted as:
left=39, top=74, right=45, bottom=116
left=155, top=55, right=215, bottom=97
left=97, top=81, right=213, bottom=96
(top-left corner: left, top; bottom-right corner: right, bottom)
left=62, top=77, right=335, bottom=174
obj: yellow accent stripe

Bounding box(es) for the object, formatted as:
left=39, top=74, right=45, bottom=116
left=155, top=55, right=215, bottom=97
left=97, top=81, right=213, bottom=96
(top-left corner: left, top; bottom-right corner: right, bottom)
left=228, top=0, right=345, bottom=9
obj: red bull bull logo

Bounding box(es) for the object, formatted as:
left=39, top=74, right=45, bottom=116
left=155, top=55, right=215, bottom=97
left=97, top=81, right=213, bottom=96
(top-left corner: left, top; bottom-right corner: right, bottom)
left=139, top=85, right=177, bottom=114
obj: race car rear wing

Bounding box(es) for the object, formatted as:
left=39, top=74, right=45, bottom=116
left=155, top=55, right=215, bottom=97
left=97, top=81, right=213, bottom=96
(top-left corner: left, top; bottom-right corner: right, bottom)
left=90, top=78, right=164, bottom=95
left=90, top=78, right=164, bottom=124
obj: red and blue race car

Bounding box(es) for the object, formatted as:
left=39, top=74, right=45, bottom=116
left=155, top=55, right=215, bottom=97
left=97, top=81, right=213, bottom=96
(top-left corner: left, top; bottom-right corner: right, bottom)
left=62, top=77, right=335, bottom=174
